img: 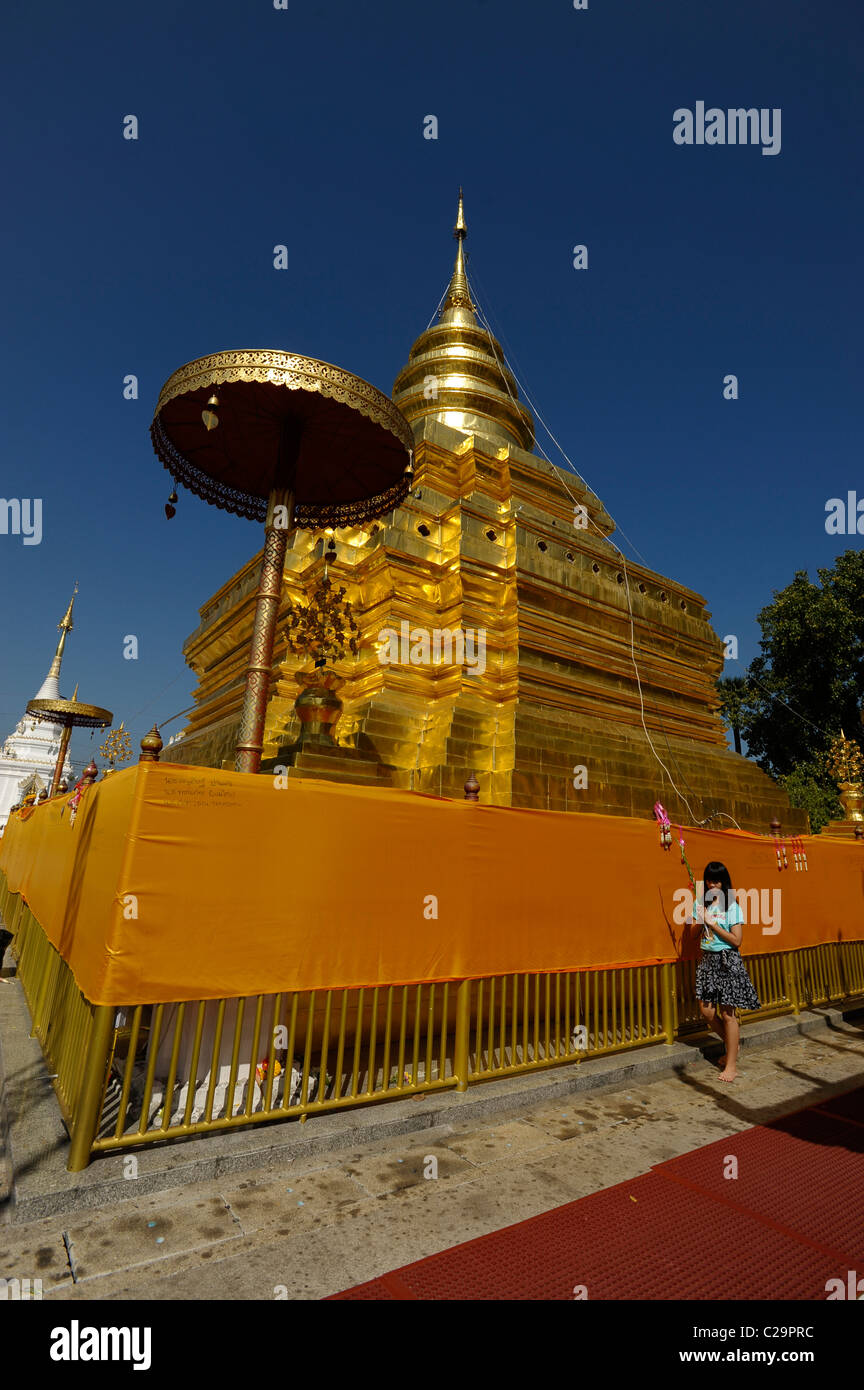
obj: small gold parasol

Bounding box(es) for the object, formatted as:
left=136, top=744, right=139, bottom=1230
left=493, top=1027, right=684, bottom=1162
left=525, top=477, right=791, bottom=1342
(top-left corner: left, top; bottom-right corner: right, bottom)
left=26, top=686, right=113, bottom=796
left=150, top=349, right=414, bottom=773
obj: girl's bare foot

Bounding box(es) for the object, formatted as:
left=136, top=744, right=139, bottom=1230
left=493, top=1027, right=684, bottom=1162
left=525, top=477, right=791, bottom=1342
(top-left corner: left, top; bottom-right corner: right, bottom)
left=718, top=1066, right=737, bottom=1082
left=717, top=1054, right=727, bottom=1069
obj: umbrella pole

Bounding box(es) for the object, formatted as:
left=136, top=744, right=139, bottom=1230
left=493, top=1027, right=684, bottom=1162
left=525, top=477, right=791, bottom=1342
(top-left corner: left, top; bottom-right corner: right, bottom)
left=234, top=487, right=294, bottom=774
left=51, top=724, right=72, bottom=796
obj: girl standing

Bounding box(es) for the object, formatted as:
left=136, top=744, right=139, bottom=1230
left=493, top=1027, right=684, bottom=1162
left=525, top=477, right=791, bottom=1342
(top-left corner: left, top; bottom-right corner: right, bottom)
left=694, top=861, right=761, bottom=1083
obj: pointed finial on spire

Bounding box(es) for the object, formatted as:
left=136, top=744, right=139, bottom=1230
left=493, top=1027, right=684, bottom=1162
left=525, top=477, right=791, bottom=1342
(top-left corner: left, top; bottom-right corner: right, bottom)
left=59, top=583, right=78, bottom=634
left=441, top=189, right=474, bottom=317
left=71, top=683, right=79, bottom=702
left=454, top=187, right=466, bottom=239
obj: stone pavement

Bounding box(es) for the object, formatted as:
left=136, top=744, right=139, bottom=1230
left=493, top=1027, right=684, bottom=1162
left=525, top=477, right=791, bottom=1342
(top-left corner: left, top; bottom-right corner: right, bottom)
left=3, top=1017, right=863, bottom=1301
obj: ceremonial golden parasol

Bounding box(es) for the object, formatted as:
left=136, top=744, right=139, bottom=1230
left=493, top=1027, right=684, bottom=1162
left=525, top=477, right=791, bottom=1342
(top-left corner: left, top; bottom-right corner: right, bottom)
left=150, top=349, right=414, bottom=773
left=26, top=688, right=113, bottom=796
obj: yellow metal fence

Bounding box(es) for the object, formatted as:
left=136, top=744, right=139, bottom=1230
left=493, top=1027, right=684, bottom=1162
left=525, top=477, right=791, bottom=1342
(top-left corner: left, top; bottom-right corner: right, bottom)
left=2, top=878, right=863, bottom=1172
left=3, top=887, right=100, bottom=1137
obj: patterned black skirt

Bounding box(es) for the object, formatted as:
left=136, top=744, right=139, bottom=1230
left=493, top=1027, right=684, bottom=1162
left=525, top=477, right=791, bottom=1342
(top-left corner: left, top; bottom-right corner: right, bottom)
left=695, top=949, right=761, bottom=1011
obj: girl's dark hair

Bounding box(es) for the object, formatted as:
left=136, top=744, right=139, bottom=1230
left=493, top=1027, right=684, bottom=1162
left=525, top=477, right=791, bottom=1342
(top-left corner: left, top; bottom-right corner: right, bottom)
left=703, top=861, right=734, bottom=912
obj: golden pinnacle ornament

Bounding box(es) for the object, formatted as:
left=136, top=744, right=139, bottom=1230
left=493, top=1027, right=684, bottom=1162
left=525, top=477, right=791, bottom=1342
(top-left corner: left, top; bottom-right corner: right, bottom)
left=284, top=574, right=361, bottom=750
left=826, top=729, right=864, bottom=824
left=284, top=573, right=360, bottom=668
left=826, top=730, right=864, bottom=785
left=99, top=722, right=134, bottom=774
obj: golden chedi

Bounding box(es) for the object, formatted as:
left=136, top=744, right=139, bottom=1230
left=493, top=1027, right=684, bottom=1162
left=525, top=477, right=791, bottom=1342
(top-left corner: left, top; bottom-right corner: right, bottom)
left=821, top=728, right=864, bottom=839
left=163, top=196, right=806, bottom=834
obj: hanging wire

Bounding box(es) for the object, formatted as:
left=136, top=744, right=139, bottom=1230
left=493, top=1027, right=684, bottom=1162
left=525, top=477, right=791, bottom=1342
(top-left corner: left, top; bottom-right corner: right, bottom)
left=746, top=672, right=830, bottom=736
left=155, top=703, right=196, bottom=730
left=424, top=279, right=450, bottom=333
left=468, top=265, right=652, bottom=570
left=463, top=264, right=742, bottom=829
left=125, top=671, right=188, bottom=726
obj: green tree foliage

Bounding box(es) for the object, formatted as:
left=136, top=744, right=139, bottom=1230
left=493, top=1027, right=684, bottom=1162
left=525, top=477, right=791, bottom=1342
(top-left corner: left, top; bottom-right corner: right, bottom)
left=716, top=676, right=752, bottom=755
left=776, top=763, right=842, bottom=835
left=740, top=549, right=864, bottom=778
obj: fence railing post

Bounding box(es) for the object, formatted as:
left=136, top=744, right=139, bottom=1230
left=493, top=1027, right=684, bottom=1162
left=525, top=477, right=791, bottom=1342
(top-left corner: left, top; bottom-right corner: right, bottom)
left=67, top=1005, right=115, bottom=1172
left=661, top=961, right=676, bottom=1045
left=453, top=979, right=472, bottom=1091
left=31, top=911, right=59, bottom=1039
left=783, top=950, right=800, bottom=1015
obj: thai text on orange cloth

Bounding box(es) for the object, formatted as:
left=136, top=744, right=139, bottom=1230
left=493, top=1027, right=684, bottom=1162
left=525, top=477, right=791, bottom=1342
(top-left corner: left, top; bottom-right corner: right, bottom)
left=0, top=764, right=861, bottom=1006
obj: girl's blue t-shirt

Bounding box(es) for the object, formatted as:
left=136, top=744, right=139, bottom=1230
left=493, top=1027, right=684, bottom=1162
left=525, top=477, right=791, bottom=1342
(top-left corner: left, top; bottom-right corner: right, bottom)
left=697, top=897, right=744, bottom=952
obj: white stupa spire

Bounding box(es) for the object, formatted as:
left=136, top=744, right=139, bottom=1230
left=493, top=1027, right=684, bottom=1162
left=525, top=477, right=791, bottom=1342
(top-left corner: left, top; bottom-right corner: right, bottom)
left=0, top=586, right=78, bottom=830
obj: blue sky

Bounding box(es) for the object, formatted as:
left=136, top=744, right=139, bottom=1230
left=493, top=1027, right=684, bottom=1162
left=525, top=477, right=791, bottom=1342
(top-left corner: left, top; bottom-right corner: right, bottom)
left=1, top=0, right=861, bottom=771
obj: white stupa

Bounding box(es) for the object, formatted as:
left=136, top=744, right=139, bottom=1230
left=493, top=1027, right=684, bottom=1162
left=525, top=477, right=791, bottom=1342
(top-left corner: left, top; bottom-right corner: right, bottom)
left=0, top=590, right=77, bottom=831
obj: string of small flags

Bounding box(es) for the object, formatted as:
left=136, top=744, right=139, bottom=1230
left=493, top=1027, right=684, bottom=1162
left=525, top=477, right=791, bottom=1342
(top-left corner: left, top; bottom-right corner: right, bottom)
left=655, top=799, right=808, bottom=875
left=653, top=802, right=697, bottom=892
left=771, top=834, right=808, bottom=871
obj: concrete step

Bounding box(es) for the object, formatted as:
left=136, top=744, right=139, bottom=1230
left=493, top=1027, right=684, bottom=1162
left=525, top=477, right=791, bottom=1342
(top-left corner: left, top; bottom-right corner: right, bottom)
left=293, top=749, right=383, bottom=774
left=3, top=958, right=860, bottom=1229
left=286, top=766, right=390, bottom=789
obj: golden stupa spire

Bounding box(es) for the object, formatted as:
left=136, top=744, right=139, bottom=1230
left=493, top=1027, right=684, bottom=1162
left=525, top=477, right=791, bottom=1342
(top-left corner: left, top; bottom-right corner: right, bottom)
left=454, top=188, right=466, bottom=233
left=59, top=585, right=77, bottom=632
left=47, top=584, right=77, bottom=681
left=33, top=585, right=78, bottom=699
left=441, top=188, right=475, bottom=319
left=392, top=192, right=535, bottom=451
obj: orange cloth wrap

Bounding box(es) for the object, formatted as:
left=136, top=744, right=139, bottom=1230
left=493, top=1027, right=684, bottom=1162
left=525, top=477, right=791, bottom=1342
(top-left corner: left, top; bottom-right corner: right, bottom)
left=0, top=763, right=861, bottom=1006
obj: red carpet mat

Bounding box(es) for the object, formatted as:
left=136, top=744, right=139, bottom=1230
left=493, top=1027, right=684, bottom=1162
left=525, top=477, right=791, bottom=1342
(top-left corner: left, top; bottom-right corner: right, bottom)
left=814, top=1087, right=864, bottom=1127
left=660, top=1109, right=863, bottom=1266
left=328, top=1085, right=864, bottom=1301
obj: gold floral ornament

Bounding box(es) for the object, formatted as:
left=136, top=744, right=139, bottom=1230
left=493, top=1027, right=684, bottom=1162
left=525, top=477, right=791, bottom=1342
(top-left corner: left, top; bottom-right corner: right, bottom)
left=99, top=722, right=134, bottom=773
left=825, top=730, right=864, bottom=786
left=284, top=575, right=360, bottom=669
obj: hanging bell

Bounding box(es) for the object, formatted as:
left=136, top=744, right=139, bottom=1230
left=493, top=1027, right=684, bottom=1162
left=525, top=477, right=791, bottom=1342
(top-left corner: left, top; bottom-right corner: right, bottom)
left=164, top=488, right=178, bottom=521
left=201, top=394, right=220, bottom=431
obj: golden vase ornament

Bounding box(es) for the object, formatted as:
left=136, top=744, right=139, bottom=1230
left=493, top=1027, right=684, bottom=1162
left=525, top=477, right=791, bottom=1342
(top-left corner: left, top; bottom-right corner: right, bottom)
left=293, top=667, right=344, bottom=748
left=837, top=781, right=864, bottom=823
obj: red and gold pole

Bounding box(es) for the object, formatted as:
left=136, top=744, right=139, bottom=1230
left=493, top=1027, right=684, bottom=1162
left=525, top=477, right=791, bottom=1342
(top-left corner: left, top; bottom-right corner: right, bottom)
left=234, top=487, right=294, bottom=774
left=50, top=723, right=73, bottom=796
